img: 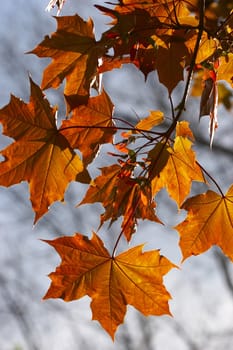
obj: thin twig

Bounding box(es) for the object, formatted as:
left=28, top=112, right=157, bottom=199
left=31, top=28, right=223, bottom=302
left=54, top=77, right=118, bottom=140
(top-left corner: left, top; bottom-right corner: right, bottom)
left=196, top=161, right=224, bottom=196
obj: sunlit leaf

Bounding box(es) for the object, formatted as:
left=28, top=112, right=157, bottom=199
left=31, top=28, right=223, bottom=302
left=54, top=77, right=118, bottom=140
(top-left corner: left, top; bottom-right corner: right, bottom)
left=156, top=30, right=194, bottom=94
left=149, top=122, right=204, bottom=206
left=80, top=165, right=161, bottom=241
left=44, top=232, right=175, bottom=338
left=0, top=78, right=90, bottom=222
left=218, top=53, right=233, bottom=87
left=195, top=34, right=218, bottom=64
left=60, top=90, right=116, bottom=165
left=135, top=110, right=164, bottom=130
left=30, top=15, right=106, bottom=111
left=176, top=186, right=233, bottom=261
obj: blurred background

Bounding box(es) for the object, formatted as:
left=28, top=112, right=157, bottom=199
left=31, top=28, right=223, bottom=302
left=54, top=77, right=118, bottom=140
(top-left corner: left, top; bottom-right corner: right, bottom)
left=0, top=1, right=233, bottom=349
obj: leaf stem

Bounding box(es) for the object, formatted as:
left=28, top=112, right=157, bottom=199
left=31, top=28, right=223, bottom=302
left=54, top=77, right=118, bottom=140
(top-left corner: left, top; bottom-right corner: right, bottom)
left=111, top=196, right=140, bottom=258
left=148, top=0, right=206, bottom=181
left=165, top=0, right=206, bottom=138
left=196, top=161, right=224, bottom=196
left=59, top=123, right=164, bottom=136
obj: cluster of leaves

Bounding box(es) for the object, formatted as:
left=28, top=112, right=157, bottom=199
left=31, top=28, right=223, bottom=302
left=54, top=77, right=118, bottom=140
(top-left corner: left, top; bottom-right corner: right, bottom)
left=0, top=0, right=233, bottom=339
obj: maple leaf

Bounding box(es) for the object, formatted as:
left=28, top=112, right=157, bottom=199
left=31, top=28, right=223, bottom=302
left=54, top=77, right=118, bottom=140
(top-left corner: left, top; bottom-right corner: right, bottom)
left=195, top=33, right=218, bottom=64
left=132, top=47, right=157, bottom=78
left=97, top=2, right=197, bottom=86
left=43, top=232, right=175, bottom=338
left=30, top=15, right=106, bottom=111
left=96, top=5, right=162, bottom=73
left=156, top=30, right=195, bottom=94
left=218, top=53, right=233, bottom=87
left=0, top=78, right=90, bottom=222
left=98, top=56, right=132, bottom=74
left=96, top=5, right=159, bottom=49
left=135, top=110, right=164, bottom=130
left=149, top=122, right=205, bottom=206
left=60, top=90, right=116, bottom=166
left=114, top=0, right=196, bottom=24
left=175, top=185, right=233, bottom=261
left=80, top=164, right=161, bottom=241
left=99, top=49, right=157, bottom=79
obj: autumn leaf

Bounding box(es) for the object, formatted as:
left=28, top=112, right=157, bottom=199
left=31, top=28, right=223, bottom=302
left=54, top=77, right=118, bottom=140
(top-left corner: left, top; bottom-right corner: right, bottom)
left=60, top=90, right=116, bottom=166
left=218, top=82, right=233, bottom=110
left=96, top=5, right=162, bottom=77
left=30, top=15, right=106, bottom=111
left=156, top=30, right=195, bottom=94
left=96, top=5, right=160, bottom=52
left=0, top=78, right=90, bottom=222
left=80, top=164, right=161, bottom=241
left=132, top=47, right=157, bottom=78
left=114, top=0, right=197, bottom=24
left=218, top=53, right=233, bottom=87
left=135, top=110, right=164, bottom=130
left=176, top=185, right=233, bottom=261
left=98, top=56, right=132, bottom=74
left=175, top=120, right=195, bottom=139
left=149, top=122, right=204, bottom=206
left=97, top=2, right=197, bottom=87
left=43, top=232, right=175, bottom=338
left=195, top=33, right=218, bottom=64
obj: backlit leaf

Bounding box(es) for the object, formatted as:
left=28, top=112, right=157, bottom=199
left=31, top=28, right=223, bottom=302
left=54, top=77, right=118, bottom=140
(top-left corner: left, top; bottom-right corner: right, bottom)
left=60, top=90, right=116, bottom=165
left=80, top=164, right=161, bottom=241
left=176, top=186, right=233, bottom=261
left=218, top=54, right=233, bottom=87
left=135, top=110, right=164, bottom=131
left=30, top=15, right=106, bottom=111
left=0, top=78, right=90, bottom=222
left=114, top=0, right=196, bottom=24
left=149, top=122, right=204, bottom=206
left=156, top=30, right=194, bottom=94
left=195, top=34, right=218, bottom=64
left=44, top=232, right=175, bottom=338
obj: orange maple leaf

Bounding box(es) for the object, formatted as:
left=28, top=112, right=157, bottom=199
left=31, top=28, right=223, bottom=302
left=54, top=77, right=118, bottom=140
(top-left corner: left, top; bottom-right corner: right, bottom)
left=43, top=232, right=175, bottom=338
left=149, top=122, right=205, bottom=206
left=156, top=29, right=195, bottom=94
left=113, top=0, right=196, bottom=23
left=0, top=78, right=90, bottom=222
left=175, top=185, right=233, bottom=261
left=60, top=89, right=116, bottom=166
left=30, top=15, right=106, bottom=111
left=218, top=53, right=233, bottom=87
left=97, top=2, right=197, bottom=86
left=80, top=164, right=161, bottom=241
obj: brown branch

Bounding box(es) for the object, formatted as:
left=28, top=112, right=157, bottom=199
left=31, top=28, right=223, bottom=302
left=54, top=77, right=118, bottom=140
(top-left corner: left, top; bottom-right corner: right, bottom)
left=166, top=0, right=206, bottom=137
